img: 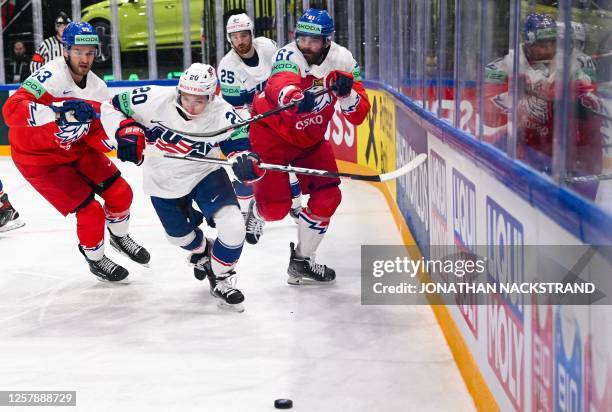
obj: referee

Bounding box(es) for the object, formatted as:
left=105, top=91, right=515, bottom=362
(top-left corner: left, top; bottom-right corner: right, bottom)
left=30, top=11, right=71, bottom=72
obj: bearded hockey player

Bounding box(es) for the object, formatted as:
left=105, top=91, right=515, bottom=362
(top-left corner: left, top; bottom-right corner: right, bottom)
left=218, top=12, right=303, bottom=237
left=242, top=8, right=370, bottom=284
left=483, top=13, right=602, bottom=199
left=2, top=22, right=150, bottom=282
left=101, top=63, right=252, bottom=312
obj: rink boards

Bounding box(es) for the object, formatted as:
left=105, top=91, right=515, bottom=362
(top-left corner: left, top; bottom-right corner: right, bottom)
left=355, top=81, right=612, bottom=412
left=2, top=79, right=612, bottom=411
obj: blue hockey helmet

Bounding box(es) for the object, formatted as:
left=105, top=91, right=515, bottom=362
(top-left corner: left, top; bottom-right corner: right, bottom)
left=62, top=22, right=99, bottom=48
left=521, top=13, right=557, bottom=45
left=295, top=8, right=334, bottom=39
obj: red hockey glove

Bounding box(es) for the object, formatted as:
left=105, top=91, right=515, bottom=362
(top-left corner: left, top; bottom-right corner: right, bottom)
left=326, top=70, right=354, bottom=98
left=116, top=119, right=146, bottom=165
left=280, top=87, right=316, bottom=114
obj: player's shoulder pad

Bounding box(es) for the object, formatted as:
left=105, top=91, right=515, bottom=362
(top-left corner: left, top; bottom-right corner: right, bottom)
left=485, top=54, right=510, bottom=83
left=270, top=42, right=306, bottom=76
left=255, top=36, right=278, bottom=52
left=327, top=42, right=360, bottom=78
left=85, top=71, right=111, bottom=101
left=112, top=84, right=165, bottom=117
left=219, top=49, right=240, bottom=70
left=20, top=57, right=66, bottom=99
left=211, top=96, right=243, bottom=118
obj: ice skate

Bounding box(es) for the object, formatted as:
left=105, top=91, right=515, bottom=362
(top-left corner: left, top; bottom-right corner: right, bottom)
left=188, top=238, right=214, bottom=281
left=0, top=193, right=25, bottom=233
left=287, top=242, right=336, bottom=285
left=108, top=229, right=151, bottom=267
left=208, top=271, right=245, bottom=312
left=78, top=245, right=129, bottom=283
left=245, top=199, right=264, bottom=245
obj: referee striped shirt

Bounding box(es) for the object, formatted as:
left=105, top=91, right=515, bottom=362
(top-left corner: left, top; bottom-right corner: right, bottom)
left=30, top=36, right=63, bottom=72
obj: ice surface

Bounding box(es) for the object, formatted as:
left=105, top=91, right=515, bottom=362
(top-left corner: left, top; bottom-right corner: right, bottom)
left=0, top=158, right=474, bottom=412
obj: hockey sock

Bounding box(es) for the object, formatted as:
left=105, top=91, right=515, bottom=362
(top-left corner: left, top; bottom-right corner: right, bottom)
left=289, top=174, right=302, bottom=209
left=211, top=206, right=245, bottom=274
left=76, top=200, right=105, bottom=261
left=168, top=227, right=207, bottom=253
left=100, top=176, right=133, bottom=237
left=232, top=180, right=254, bottom=215
left=105, top=209, right=130, bottom=237
left=296, top=208, right=330, bottom=258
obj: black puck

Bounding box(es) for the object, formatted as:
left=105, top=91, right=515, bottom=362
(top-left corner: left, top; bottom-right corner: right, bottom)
left=274, top=398, right=293, bottom=409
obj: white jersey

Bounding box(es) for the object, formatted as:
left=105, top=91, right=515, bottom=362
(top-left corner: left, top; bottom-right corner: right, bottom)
left=218, top=37, right=277, bottom=108
left=18, top=56, right=110, bottom=148
left=101, top=86, right=245, bottom=198
left=28, top=56, right=110, bottom=103
left=275, top=41, right=360, bottom=81
left=575, top=50, right=597, bottom=81
left=485, top=45, right=591, bottom=111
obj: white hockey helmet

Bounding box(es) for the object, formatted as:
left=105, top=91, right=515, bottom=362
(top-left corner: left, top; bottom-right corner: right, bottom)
left=176, top=63, right=217, bottom=117
left=571, top=22, right=586, bottom=50
left=226, top=13, right=254, bottom=43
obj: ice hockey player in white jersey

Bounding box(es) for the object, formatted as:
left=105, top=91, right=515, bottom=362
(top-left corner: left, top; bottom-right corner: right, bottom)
left=218, top=13, right=277, bottom=110
left=218, top=13, right=303, bottom=242
left=558, top=21, right=597, bottom=81
left=101, top=63, right=263, bottom=312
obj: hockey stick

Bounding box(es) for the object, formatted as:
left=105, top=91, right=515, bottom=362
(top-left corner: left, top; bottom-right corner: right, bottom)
left=150, top=87, right=334, bottom=138
left=565, top=173, right=612, bottom=183
left=161, top=152, right=428, bottom=182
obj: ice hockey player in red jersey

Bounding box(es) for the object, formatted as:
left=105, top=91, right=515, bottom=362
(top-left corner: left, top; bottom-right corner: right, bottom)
left=240, top=8, right=370, bottom=284
left=2, top=22, right=150, bottom=282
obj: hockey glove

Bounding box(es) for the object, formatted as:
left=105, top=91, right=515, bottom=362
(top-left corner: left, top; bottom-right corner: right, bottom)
left=230, top=151, right=265, bottom=183
left=280, top=87, right=316, bottom=114
left=291, top=90, right=317, bottom=114
left=51, top=99, right=97, bottom=126
left=579, top=92, right=601, bottom=114
left=328, top=71, right=354, bottom=98
left=116, top=119, right=147, bottom=165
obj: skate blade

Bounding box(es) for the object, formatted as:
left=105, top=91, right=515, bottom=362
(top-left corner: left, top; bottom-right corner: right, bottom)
left=209, top=290, right=245, bottom=312
left=287, top=275, right=336, bottom=286
left=0, top=219, right=25, bottom=233
left=216, top=300, right=245, bottom=313
left=96, top=276, right=131, bottom=285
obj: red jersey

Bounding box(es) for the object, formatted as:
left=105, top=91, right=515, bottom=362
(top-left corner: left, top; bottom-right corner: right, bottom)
left=250, top=41, right=370, bottom=149
left=3, top=57, right=112, bottom=166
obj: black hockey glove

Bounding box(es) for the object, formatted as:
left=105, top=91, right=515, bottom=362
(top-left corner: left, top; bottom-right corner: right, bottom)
left=334, top=71, right=354, bottom=98
left=116, top=118, right=147, bottom=165
left=231, top=151, right=265, bottom=183
left=51, top=99, right=97, bottom=126
left=296, top=90, right=316, bottom=114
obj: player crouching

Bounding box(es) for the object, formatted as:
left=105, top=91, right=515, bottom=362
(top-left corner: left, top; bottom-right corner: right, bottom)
left=101, top=64, right=253, bottom=311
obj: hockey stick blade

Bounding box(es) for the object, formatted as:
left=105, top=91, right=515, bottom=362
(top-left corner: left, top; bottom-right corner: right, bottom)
left=565, top=173, right=612, bottom=183
left=162, top=152, right=427, bottom=182
left=151, top=87, right=334, bottom=139
left=378, top=153, right=427, bottom=182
